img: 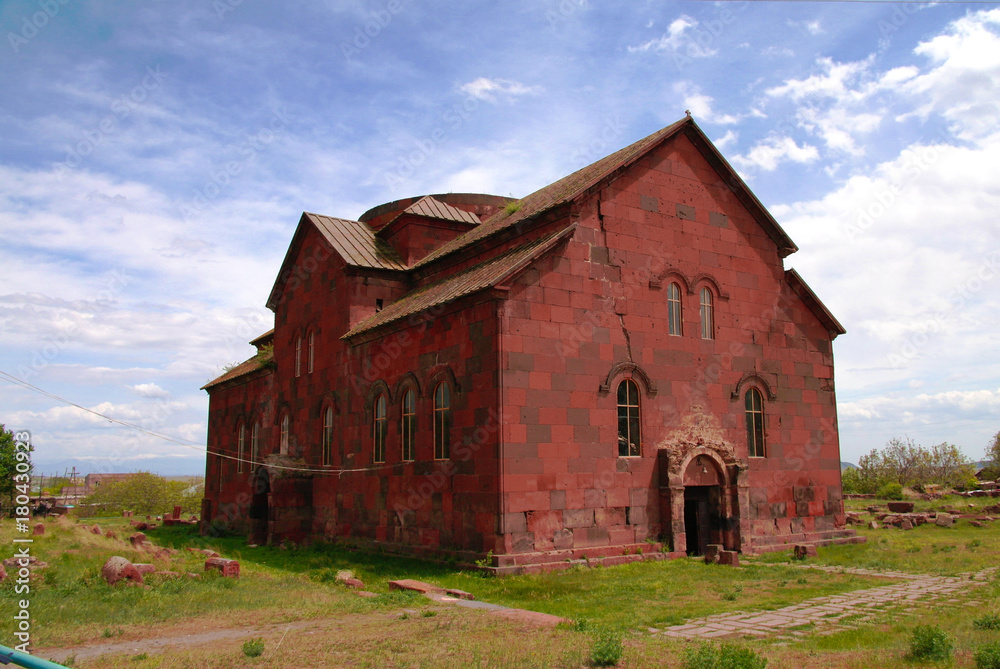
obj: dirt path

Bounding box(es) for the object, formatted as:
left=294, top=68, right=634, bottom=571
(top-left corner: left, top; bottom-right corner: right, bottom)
left=653, top=565, right=997, bottom=641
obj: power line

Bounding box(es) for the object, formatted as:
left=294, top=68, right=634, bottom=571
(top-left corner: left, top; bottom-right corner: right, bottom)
left=0, top=370, right=393, bottom=476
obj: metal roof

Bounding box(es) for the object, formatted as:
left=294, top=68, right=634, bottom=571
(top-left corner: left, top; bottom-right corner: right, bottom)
left=344, top=225, right=577, bottom=339
left=306, top=212, right=407, bottom=270
left=402, top=196, right=480, bottom=225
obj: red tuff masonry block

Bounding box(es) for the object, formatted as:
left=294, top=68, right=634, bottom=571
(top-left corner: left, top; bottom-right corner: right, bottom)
left=200, top=117, right=859, bottom=571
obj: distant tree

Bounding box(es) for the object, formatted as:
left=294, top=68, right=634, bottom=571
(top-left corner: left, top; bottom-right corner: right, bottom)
left=920, top=442, right=975, bottom=489
left=0, top=425, right=32, bottom=515
left=80, top=472, right=202, bottom=517
left=41, top=476, right=72, bottom=495
left=841, top=466, right=863, bottom=494
left=982, top=431, right=1000, bottom=481
left=856, top=437, right=975, bottom=492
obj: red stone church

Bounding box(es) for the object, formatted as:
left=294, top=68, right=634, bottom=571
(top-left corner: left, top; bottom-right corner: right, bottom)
left=201, top=116, right=860, bottom=572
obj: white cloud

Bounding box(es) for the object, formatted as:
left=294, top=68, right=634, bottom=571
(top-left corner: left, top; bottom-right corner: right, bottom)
left=628, top=15, right=716, bottom=58
left=130, top=383, right=171, bottom=399
left=674, top=82, right=740, bottom=125
left=459, top=78, right=541, bottom=103
left=733, top=136, right=819, bottom=171
left=713, top=130, right=737, bottom=151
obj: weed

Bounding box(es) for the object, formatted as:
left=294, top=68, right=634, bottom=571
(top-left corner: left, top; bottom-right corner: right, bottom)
left=796, top=577, right=808, bottom=585
left=974, top=613, right=1000, bottom=631
left=400, top=613, right=410, bottom=620
left=421, top=610, right=437, bottom=618
left=589, top=629, right=623, bottom=667
left=64, top=656, right=76, bottom=668
left=474, top=550, right=494, bottom=571
left=242, top=638, right=265, bottom=658
left=907, top=625, right=953, bottom=662
left=683, top=642, right=768, bottom=669
left=573, top=618, right=590, bottom=633
left=974, top=641, right=1000, bottom=669
left=906, top=546, right=922, bottom=553
left=131, top=654, right=148, bottom=662
left=968, top=539, right=983, bottom=549
left=503, top=200, right=522, bottom=215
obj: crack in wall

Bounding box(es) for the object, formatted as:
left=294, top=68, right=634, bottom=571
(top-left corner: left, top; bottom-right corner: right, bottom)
left=617, top=313, right=634, bottom=362
left=598, top=197, right=634, bottom=363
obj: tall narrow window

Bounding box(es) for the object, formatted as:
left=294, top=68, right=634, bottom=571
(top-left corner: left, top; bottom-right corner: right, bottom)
left=250, top=421, right=260, bottom=465
left=401, top=389, right=416, bottom=461
left=745, top=388, right=766, bottom=457
left=433, top=382, right=451, bottom=460
left=322, top=406, right=334, bottom=466
left=295, top=335, right=302, bottom=377
left=373, top=394, right=387, bottom=463
left=237, top=423, right=246, bottom=473
left=700, top=287, right=714, bottom=340
left=307, top=331, right=315, bottom=374
left=667, top=282, right=683, bottom=336
left=617, top=379, right=641, bottom=457
left=279, top=413, right=290, bottom=455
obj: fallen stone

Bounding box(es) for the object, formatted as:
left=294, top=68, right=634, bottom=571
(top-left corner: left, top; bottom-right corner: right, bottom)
left=970, top=520, right=984, bottom=528
left=205, top=557, right=240, bottom=578
left=887, top=501, right=915, bottom=513
left=133, top=563, right=156, bottom=575
left=91, top=525, right=102, bottom=535
left=128, top=532, right=147, bottom=547
left=901, top=520, right=913, bottom=531
left=132, top=522, right=149, bottom=531
left=935, top=515, right=955, bottom=528
left=704, top=544, right=723, bottom=564
left=4, top=555, right=39, bottom=568
left=388, top=579, right=445, bottom=594
left=105, top=530, right=117, bottom=540
left=868, top=521, right=879, bottom=530
left=794, top=544, right=818, bottom=559
left=102, top=556, right=144, bottom=586
left=445, top=588, right=476, bottom=600
left=336, top=571, right=364, bottom=589
left=357, top=591, right=378, bottom=598
left=718, top=550, right=740, bottom=567
left=32, top=523, right=44, bottom=536
left=915, top=516, right=927, bottom=526
left=0, top=564, right=6, bottom=582
left=200, top=549, right=221, bottom=558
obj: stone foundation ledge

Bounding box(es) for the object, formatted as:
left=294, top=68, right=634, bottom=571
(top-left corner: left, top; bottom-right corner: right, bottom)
left=749, top=530, right=866, bottom=555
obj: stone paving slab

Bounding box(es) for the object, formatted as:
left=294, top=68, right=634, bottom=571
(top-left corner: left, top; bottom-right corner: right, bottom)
left=652, top=565, right=997, bottom=641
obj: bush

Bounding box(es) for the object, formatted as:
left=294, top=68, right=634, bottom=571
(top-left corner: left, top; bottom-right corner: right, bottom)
left=876, top=482, right=904, bottom=500
left=589, top=629, right=623, bottom=667
left=975, top=641, right=1000, bottom=669
left=683, top=642, right=767, bottom=669
left=974, top=613, right=1000, bottom=631
left=242, top=638, right=265, bottom=658
left=907, top=625, right=953, bottom=662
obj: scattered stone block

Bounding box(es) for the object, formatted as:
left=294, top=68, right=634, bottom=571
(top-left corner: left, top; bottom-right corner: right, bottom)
left=970, top=520, right=984, bottom=528
left=445, top=588, right=476, bottom=600
left=173, top=506, right=182, bottom=520
left=887, top=501, right=914, bottom=513
left=133, top=564, right=156, bottom=575
left=388, top=579, right=445, bottom=594
left=0, top=564, right=6, bottom=582
left=102, top=556, right=143, bottom=586
left=935, top=515, right=955, bottom=528
left=900, top=520, right=913, bottom=531
left=199, top=549, right=221, bottom=558
left=704, top=544, right=722, bottom=564
left=105, top=530, right=116, bottom=539
left=794, top=544, right=818, bottom=559
left=357, top=591, right=378, bottom=598
left=129, top=532, right=147, bottom=547
left=868, top=521, right=879, bottom=530
left=91, top=525, right=102, bottom=535
left=718, top=550, right=740, bottom=567
left=132, top=522, right=149, bottom=531
left=32, top=523, right=44, bottom=536
left=204, top=557, right=240, bottom=578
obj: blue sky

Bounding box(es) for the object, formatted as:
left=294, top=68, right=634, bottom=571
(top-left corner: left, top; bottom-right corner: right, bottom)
left=1, top=0, right=998, bottom=476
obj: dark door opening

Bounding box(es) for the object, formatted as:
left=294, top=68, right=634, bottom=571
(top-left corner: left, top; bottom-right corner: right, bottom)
left=684, top=486, right=721, bottom=556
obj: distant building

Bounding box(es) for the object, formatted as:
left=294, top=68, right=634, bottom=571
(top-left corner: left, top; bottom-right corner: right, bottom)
left=201, top=116, right=861, bottom=572
left=84, top=473, right=136, bottom=490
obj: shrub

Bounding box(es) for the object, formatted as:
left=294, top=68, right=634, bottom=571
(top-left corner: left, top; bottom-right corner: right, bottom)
left=974, top=613, right=1000, bottom=631
left=683, top=642, right=767, bottom=669
left=242, top=638, right=265, bottom=658
left=907, top=625, right=953, bottom=662
left=589, top=629, right=623, bottom=667
left=877, top=482, right=904, bottom=500
left=975, top=641, right=1000, bottom=669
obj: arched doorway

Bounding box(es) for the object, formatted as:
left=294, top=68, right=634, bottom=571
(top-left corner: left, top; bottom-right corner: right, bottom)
left=682, top=455, right=723, bottom=556
left=248, top=467, right=270, bottom=545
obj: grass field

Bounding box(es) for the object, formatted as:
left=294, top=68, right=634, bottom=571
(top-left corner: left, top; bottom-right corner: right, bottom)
left=2, top=496, right=999, bottom=668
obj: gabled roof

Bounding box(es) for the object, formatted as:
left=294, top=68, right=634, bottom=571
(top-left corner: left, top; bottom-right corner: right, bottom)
left=249, top=328, right=274, bottom=349
left=399, top=196, right=480, bottom=225
left=413, top=116, right=797, bottom=269
left=201, top=349, right=274, bottom=391
left=785, top=269, right=846, bottom=337
left=344, top=224, right=577, bottom=339
left=267, top=212, right=406, bottom=310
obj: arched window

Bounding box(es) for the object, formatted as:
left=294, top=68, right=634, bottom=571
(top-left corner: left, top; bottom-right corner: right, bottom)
left=616, top=379, right=641, bottom=457
left=745, top=388, right=765, bottom=457
left=279, top=412, right=290, bottom=455
left=322, top=406, right=334, bottom=466
left=373, top=394, right=387, bottom=463
left=237, top=423, right=246, bottom=473
left=433, top=382, right=451, bottom=460
left=250, top=421, right=260, bottom=465
left=700, top=287, right=714, bottom=340
left=307, top=331, right=315, bottom=374
left=295, top=335, right=302, bottom=377
left=401, top=389, right=415, bottom=461
left=667, top=282, right=683, bottom=336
